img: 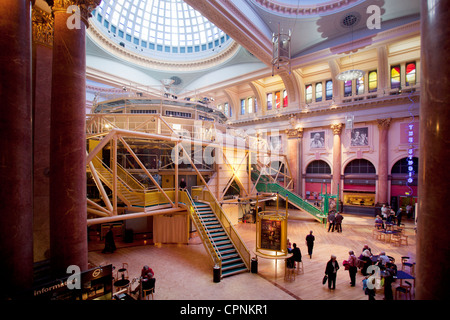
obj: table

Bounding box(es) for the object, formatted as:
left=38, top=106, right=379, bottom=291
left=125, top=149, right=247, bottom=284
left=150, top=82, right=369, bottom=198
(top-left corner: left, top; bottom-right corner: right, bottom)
left=253, top=250, right=293, bottom=280
left=380, top=230, right=401, bottom=243
left=114, top=279, right=130, bottom=293
left=395, top=270, right=415, bottom=286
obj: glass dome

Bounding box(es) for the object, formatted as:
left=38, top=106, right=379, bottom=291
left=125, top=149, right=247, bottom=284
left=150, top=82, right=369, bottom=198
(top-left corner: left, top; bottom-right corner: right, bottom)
left=91, top=0, right=233, bottom=60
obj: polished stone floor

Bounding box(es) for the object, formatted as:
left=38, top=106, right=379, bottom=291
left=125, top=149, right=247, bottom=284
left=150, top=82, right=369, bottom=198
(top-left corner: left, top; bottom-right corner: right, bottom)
left=88, top=208, right=416, bottom=300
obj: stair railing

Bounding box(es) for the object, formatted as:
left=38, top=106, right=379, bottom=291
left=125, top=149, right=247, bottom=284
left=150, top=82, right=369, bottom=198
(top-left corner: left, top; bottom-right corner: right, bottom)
left=181, top=190, right=222, bottom=275
left=191, top=186, right=251, bottom=270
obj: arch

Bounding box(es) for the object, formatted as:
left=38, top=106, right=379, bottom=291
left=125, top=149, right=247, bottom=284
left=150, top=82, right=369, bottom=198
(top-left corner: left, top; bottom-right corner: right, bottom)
left=344, top=158, right=376, bottom=175
left=390, top=156, right=419, bottom=174
left=305, top=160, right=332, bottom=174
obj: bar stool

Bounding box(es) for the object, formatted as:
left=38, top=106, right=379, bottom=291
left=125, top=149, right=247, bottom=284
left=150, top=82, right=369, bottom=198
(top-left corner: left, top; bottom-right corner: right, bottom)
left=295, top=261, right=304, bottom=274
left=284, top=260, right=295, bottom=281
left=117, top=263, right=129, bottom=280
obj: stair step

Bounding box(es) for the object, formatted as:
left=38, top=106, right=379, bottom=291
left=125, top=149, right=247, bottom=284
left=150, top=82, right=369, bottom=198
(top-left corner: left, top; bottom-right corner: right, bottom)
left=222, top=261, right=245, bottom=271
left=217, top=248, right=236, bottom=255
left=222, top=257, right=242, bottom=265
left=221, top=267, right=248, bottom=278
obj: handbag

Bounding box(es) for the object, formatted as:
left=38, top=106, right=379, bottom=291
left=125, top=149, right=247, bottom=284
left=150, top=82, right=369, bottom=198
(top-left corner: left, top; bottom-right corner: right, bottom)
left=322, top=274, right=328, bottom=285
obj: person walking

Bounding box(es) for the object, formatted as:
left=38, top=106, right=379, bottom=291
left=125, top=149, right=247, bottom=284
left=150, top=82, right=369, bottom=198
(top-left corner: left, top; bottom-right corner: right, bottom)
left=324, top=255, right=340, bottom=290
left=102, top=225, right=116, bottom=254
left=305, top=231, right=315, bottom=258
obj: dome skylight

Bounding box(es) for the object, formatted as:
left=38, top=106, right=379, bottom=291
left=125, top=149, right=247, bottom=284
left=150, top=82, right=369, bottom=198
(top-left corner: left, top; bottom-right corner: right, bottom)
left=91, top=0, right=233, bottom=59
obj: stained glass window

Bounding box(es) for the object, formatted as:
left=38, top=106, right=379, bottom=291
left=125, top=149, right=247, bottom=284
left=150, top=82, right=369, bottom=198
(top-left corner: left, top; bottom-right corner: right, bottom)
left=356, top=77, right=364, bottom=95
left=368, top=70, right=377, bottom=92
left=240, top=99, right=245, bottom=115
left=283, top=90, right=288, bottom=108
left=325, top=80, right=333, bottom=100
left=267, top=93, right=273, bottom=110
left=391, top=65, right=401, bottom=89
left=305, top=85, right=312, bottom=104
left=344, top=80, right=352, bottom=97
left=275, top=91, right=281, bottom=109
left=406, top=62, right=416, bottom=86
left=315, top=83, right=323, bottom=102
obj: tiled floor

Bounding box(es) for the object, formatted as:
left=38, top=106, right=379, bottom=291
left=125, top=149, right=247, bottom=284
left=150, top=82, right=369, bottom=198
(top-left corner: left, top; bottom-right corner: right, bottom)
left=88, top=208, right=416, bottom=300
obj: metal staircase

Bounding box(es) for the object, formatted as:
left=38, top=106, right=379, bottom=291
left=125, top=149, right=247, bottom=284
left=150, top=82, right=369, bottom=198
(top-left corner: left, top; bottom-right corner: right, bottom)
left=251, top=166, right=326, bottom=223
left=192, top=201, right=248, bottom=278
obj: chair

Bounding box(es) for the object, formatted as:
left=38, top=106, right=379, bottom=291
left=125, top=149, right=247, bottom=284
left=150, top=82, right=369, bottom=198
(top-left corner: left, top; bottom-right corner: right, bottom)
left=295, top=261, right=304, bottom=275
left=141, top=277, right=156, bottom=300
left=395, top=281, right=412, bottom=300
left=390, top=233, right=401, bottom=246
left=401, top=257, right=415, bottom=274
left=400, top=234, right=409, bottom=246
left=117, top=263, right=129, bottom=280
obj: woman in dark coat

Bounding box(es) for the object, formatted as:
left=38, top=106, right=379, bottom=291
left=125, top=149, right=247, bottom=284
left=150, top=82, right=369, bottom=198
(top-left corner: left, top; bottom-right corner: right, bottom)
left=325, top=255, right=340, bottom=290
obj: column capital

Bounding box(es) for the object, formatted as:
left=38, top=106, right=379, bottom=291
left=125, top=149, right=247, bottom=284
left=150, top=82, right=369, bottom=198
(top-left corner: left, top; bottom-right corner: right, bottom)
left=377, top=118, right=392, bottom=129
left=32, top=6, right=54, bottom=47
left=286, top=128, right=303, bottom=139
left=50, top=0, right=101, bottom=26
left=330, top=123, right=344, bottom=135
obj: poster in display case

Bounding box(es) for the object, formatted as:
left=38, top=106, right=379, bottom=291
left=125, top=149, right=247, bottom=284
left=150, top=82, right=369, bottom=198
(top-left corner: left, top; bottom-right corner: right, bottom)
left=260, top=219, right=282, bottom=251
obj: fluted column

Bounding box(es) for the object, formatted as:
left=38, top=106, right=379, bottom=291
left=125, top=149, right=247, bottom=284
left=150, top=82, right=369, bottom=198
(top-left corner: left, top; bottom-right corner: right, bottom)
left=49, top=0, right=100, bottom=277
left=417, top=0, right=450, bottom=300
left=330, top=124, right=343, bottom=196
left=0, top=0, right=34, bottom=298
left=377, top=118, right=391, bottom=205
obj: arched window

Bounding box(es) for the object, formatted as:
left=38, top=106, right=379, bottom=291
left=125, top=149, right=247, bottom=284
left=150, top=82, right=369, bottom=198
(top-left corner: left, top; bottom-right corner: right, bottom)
left=391, top=157, right=419, bottom=175
left=325, top=80, right=333, bottom=100
left=368, top=70, right=377, bottom=92
left=391, top=65, right=401, bottom=89
left=406, top=62, right=416, bottom=86
left=305, top=84, right=312, bottom=104
left=344, top=159, right=376, bottom=174
left=306, top=160, right=331, bottom=174
left=315, top=83, right=323, bottom=102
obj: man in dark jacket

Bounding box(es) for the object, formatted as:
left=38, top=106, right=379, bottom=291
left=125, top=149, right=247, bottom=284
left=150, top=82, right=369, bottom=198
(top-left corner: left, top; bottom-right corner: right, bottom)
left=335, top=212, right=344, bottom=233
left=327, top=211, right=336, bottom=232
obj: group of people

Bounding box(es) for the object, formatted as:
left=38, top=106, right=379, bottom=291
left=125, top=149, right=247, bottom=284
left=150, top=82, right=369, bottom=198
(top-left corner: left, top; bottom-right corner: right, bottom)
left=328, top=244, right=398, bottom=300
left=327, top=210, right=344, bottom=232
left=380, top=204, right=405, bottom=226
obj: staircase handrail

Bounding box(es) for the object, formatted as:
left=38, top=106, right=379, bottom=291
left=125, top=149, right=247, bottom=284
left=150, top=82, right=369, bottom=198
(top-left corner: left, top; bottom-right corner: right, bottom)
left=181, top=190, right=222, bottom=271
left=191, top=186, right=251, bottom=270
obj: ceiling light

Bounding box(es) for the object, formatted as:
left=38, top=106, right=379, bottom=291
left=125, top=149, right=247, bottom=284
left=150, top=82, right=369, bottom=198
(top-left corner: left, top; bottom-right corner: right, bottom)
left=336, top=69, right=365, bottom=81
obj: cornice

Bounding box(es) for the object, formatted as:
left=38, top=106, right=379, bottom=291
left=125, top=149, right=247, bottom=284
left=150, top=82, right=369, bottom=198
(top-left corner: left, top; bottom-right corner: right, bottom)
left=86, top=21, right=241, bottom=73
left=251, top=0, right=363, bottom=16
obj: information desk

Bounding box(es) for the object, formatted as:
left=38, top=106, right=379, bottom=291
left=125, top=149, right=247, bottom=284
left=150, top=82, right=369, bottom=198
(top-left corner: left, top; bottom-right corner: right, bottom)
left=253, top=250, right=292, bottom=279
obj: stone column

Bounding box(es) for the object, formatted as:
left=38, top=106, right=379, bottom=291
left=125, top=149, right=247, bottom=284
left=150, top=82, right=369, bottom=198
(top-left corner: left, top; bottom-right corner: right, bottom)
left=330, top=124, right=343, bottom=196
left=377, top=118, right=391, bottom=205
left=286, top=128, right=303, bottom=195
left=0, top=0, right=34, bottom=298
left=417, top=0, right=450, bottom=300
left=49, top=0, right=100, bottom=277
left=32, top=6, right=54, bottom=263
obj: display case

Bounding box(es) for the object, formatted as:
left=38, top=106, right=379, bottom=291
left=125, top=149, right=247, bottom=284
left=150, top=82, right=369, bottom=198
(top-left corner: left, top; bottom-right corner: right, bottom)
left=343, top=192, right=375, bottom=207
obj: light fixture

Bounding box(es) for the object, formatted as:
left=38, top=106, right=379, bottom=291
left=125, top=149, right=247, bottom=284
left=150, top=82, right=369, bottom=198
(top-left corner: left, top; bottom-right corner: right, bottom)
left=272, top=24, right=291, bottom=76
left=336, top=69, right=364, bottom=81
left=336, top=14, right=364, bottom=81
